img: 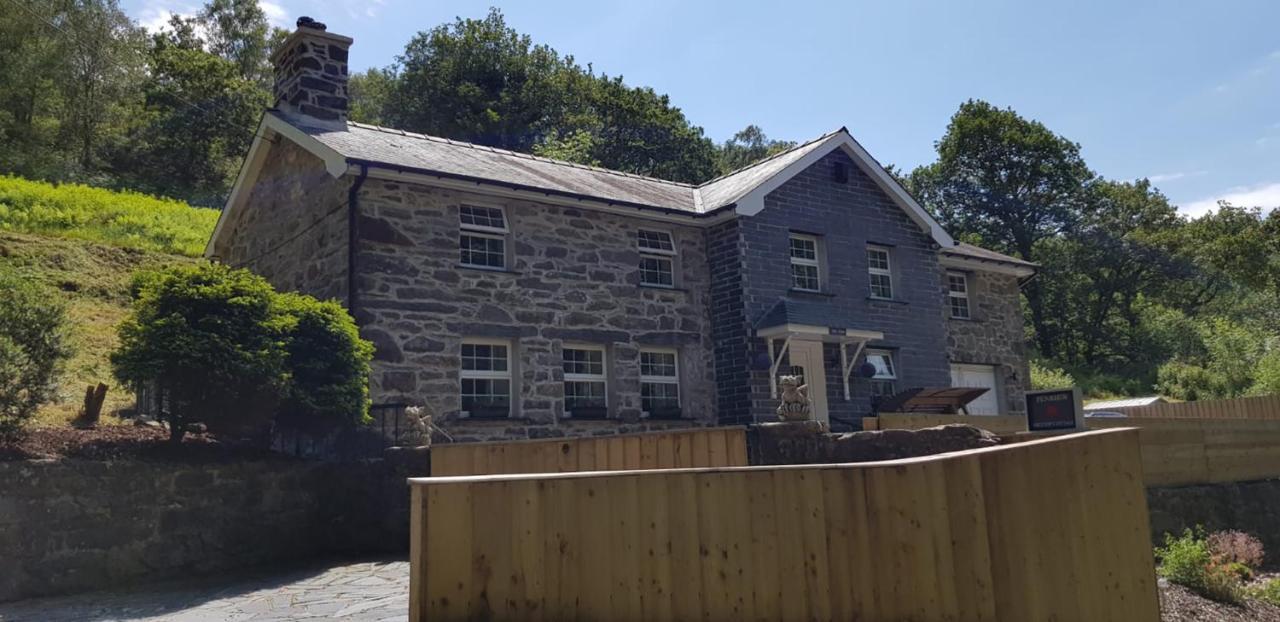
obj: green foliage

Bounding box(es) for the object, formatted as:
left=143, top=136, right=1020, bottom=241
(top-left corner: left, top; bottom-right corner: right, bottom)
left=1250, top=578, right=1280, bottom=607
left=1029, top=359, right=1074, bottom=390
left=111, top=264, right=372, bottom=443
left=1156, top=528, right=1245, bottom=604
left=0, top=266, right=72, bottom=437
left=1157, top=318, right=1268, bottom=400
left=715, top=125, right=797, bottom=176
left=0, top=175, right=217, bottom=256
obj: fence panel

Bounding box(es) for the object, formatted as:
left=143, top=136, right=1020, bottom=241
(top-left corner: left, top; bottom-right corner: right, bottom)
left=1114, top=394, right=1280, bottom=420
left=429, top=426, right=749, bottom=476
left=409, top=428, right=1159, bottom=621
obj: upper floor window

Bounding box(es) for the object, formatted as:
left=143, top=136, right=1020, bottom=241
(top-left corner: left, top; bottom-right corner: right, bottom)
left=947, top=272, right=971, bottom=319
left=459, top=205, right=508, bottom=269
left=563, top=346, right=607, bottom=418
left=460, top=340, right=511, bottom=418
left=867, top=245, right=893, bottom=299
left=640, top=349, right=681, bottom=418
left=638, top=229, right=676, bottom=288
left=789, top=234, right=821, bottom=292
left=866, top=349, right=897, bottom=397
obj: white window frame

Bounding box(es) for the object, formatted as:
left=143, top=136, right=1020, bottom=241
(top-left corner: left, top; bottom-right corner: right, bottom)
left=563, top=345, right=608, bottom=418
left=639, top=348, right=681, bottom=418
left=866, top=348, right=897, bottom=397
left=459, top=338, right=513, bottom=418
left=867, top=245, right=893, bottom=300
left=637, top=229, right=677, bottom=289
left=459, top=204, right=509, bottom=270
left=789, top=233, right=821, bottom=292
left=947, top=271, right=971, bottom=319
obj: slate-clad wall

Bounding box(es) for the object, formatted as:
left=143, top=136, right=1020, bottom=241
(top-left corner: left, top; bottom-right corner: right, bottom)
left=352, top=178, right=717, bottom=441
left=731, top=149, right=952, bottom=424
left=945, top=269, right=1030, bottom=415
left=706, top=219, right=753, bottom=425
left=216, top=139, right=350, bottom=302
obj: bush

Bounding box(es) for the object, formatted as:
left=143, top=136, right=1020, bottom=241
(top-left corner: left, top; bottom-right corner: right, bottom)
left=1250, top=578, right=1280, bottom=606
left=111, top=263, right=372, bottom=443
left=0, top=268, right=73, bottom=437
left=1207, top=530, right=1265, bottom=573
left=0, top=175, right=217, bottom=256
left=1029, top=359, right=1075, bottom=390
left=1156, top=528, right=1245, bottom=604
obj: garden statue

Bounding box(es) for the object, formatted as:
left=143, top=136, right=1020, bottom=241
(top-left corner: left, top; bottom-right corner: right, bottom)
left=776, top=375, right=811, bottom=421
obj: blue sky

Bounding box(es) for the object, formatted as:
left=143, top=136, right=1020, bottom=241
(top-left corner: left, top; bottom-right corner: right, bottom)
left=125, top=0, right=1280, bottom=215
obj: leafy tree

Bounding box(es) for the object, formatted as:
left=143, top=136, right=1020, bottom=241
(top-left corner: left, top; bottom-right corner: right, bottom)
left=111, top=264, right=373, bottom=443
left=348, top=68, right=396, bottom=126
left=198, top=0, right=287, bottom=86
left=0, top=267, right=72, bottom=438
left=715, top=125, right=797, bottom=175
left=1156, top=318, right=1267, bottom=400
left=907, top=100, right=1095, bottom=356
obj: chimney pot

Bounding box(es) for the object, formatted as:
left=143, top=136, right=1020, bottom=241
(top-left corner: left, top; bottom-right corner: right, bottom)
left=296, top=16, right=327, bottom=31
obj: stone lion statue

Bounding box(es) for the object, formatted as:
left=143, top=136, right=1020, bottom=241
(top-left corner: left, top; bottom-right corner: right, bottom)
left=776, top=375, right=811, bottom=421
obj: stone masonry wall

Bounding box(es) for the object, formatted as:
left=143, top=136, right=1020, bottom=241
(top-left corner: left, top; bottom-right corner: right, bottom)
left=0, top=455, right=425, bottom=602
left=945, top=269, right=1030, bottom=415
left=215, top=139, right=350, bottom=302
left=352, top=178, right=717, bottom=441
left=733, top=149, right=953, bottom=425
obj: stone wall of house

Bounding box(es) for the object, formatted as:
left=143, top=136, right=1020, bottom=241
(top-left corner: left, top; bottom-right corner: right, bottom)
left=731, top=149, right=953, bottom=425
left=944, top=269, right=1030, bottom=415
left=214, top=138, right=351, bottom=302
left=0, top=454, right=426, bottom=602
left=351, top=178, right=718, bottom=441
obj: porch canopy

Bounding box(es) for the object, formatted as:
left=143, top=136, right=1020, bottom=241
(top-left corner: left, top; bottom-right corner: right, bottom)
left=755, top=300, right=884, bottom=400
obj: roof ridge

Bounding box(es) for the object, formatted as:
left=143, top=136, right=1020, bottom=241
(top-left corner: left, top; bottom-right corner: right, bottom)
left=344, top=120, right=698, bottom=189
left=696, top=128, right=845, bottom=188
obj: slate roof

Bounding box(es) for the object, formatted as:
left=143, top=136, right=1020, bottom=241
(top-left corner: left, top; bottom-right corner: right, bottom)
left=286, top=112, right=841, bottom=215
left=1083, top=396, right=1167, bottom=410
left=941, top=242, right=1037, bottom=269
left=755, top=299, right=863, bottom=330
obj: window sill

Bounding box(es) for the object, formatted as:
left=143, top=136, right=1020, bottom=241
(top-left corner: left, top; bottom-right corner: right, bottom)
left=458, top=415, right=528, bottom=423
left=788, top=289, right=836, bottom=298
left=866, top=297, right=908, bottom=305
left=640, top=284, right=690, bottom=293
left=949, top=316, right=981, bottom=322
left=455, top=264, right=521, bottom=275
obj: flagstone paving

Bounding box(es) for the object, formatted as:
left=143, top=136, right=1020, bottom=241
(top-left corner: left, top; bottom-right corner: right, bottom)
left=0, top=558, right=408, bottom=622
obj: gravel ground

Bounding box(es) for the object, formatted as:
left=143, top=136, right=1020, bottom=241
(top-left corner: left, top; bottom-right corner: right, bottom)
left=1160, top=579, right=1280, bottom=621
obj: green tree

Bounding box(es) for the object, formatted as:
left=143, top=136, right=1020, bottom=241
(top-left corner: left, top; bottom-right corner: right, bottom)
left=348, top=68, right=396, bottom=126
left=715, top=125, right=797, bottom=175
left=275, top=293, right=374, bottom=430
left=1156, top=318, right=1267, bottom=400
left=907, top=100, right=1095, bottom=356
left=0, top=267, right=72, bottom=438
left=198, top=0, right=288, bottom=86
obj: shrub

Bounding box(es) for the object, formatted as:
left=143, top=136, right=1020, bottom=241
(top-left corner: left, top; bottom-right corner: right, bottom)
left=1156, top=528, right=1245, bottom=604
left=1250, top=578, right=1280, bottom=607
left=1030, top=359, right=1075, bottom=390
left=111, top=263, right=373, bottom=443
left=1207, top=530, right=1264, bottom=573
left=0, top=267, right=73, bottom=437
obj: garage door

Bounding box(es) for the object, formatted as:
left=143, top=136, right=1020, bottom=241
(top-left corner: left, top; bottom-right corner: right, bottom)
left=950, top=364, right=1001, bottom=415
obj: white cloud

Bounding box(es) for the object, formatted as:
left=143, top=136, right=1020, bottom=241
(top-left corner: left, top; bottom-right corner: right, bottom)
left=1148, top=170, right=1207, bottom=184
left=1181, top=182, right=1280, bottom=217
left=136, top=0, right=199, bottom=32
left=260, top=1, right=290, bottom=28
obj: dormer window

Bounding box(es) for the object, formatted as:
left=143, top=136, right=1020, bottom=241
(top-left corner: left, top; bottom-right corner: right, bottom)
left=459, top=205, right=508, bottom=269
left=789, top=234, right=821, bottom=292
left=638, top=229, right=676, bottom=288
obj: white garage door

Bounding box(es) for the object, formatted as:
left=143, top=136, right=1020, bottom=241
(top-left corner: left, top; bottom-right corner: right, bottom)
left=950, top=364, right=1001, bottom=415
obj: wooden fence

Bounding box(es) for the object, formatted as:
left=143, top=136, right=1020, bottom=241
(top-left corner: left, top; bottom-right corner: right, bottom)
left=866, top=413, right=1280, bottom=487
left=1105, top=394, right=1280, bottom=420
left=430, top=426, right=748, bottom=476
left=409, top=428, right=1159, bottom=621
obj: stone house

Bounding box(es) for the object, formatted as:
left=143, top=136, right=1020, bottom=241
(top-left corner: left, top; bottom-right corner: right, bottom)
left=206, top=19, right=1035, bottom=441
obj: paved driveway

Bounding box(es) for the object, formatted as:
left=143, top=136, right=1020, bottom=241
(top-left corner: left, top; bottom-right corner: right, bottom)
left=0, top=558, right=408, bottom=622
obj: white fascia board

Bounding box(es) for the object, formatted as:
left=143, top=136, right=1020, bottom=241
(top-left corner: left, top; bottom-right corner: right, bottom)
left=939, top=254, right=1036, bottom=278
left=733, top=133, right=955, bottom=249
left=353, top=165, right=733, bottom=228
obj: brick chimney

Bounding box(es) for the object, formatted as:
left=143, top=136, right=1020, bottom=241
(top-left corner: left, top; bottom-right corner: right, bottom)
left=270, top=17, right=351, bottom=130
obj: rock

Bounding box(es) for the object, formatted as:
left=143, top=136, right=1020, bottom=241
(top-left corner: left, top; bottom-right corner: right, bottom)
left=750, top=423, right=1000, bottom=465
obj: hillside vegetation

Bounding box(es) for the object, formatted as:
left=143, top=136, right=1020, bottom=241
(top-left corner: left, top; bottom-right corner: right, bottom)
left=0, top=176, right=218, bottom=257
left=0, top=177, right=210, bottom=425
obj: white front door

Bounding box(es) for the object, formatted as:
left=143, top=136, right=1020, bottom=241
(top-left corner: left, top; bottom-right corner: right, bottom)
left=785, top=341, right=828, bottom=424
left=950, top=363, right=1001, bottom=415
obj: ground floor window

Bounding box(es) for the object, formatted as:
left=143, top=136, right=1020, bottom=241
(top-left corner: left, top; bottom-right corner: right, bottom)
left=640, top=349, right=681, bottom=418
left=563, top=346, right=607, bottom=418
left=866, top=349, right=897, bottom=397
left=460, top=340, right=511, bottom=417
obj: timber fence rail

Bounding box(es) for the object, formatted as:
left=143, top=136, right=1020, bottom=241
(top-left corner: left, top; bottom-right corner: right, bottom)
left=1108, top=394, right=1280, bottom=420
left=429, top=426, right=748, bottom=476
left=408, top=428, right=1159, bottom=621
left=867, top=413, right=1280, bottom=487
